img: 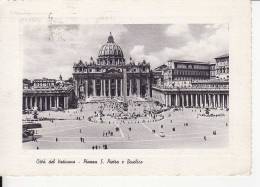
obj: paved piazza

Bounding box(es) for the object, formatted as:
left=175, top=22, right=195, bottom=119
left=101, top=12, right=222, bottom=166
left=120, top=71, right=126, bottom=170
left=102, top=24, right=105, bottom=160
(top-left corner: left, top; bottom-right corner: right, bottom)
left=23, top=98, right=229, bottom=149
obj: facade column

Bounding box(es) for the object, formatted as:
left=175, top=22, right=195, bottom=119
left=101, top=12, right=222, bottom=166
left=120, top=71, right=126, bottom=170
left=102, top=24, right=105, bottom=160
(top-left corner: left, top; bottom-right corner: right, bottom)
left=195, top=94, right=198, bottom=107
left=129, top=79, right=132, bottom=96
left=222, top=94, right=225, bottom=108
left=181, top=94, right=184, bottom=107
left=49, top=96, right=52, bottom=108
left=120, top=79, right=123, bottom=97
left=39, top=96, right=42, bottom=111
left=101, top=79, right=103, bottom=96
left=103, top=80, right=106, bottom=96
left=63, top=96, right=66, bottom=109
left=137, top=78, right=140, bottom=97
left=199, top=94, right=202, bottom=107
left=191, top=94, right=193, bottom=107
left=85, top=80, right=88, bottom=99
left=213, top=94, right=216, bottom=108
left=56, top=96, right=59, bottom=108
left=108, top=79, right=111, bottom=97
left=115, top=79, right=118, bottom=96
left=208, top=94, right=211, bottom=108
left=186, top=94, right=189, bottom=107
left=92, top=79, right=96, bottom=96
left=203, top=94, right=206, bottom=108
left=75, top=79, right=79, bottom=97
left=227, top=95, right=229, bottom=108
left=218, top=94, right=220, bottom=108
left=168, top=94, right=172, bottom=107
left=64, top=96, right=68, bottom=109
left=165, top=94, right=168, bottom=107
left=147, top=77, right=151, bottom=97
left=29, top=97, right=32, bottom=109
left=175, top=94, right=179, bottom=107
left=25, top=97, right=28, bottom=109
left=34, top=96, right=38, bottom=108
left=45, top=96, right=47, bottom=110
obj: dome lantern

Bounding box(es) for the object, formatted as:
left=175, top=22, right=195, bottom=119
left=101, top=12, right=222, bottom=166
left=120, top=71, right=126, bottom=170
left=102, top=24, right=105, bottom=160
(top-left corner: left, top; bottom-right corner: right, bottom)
left=107, top=32, right=114, bottom=43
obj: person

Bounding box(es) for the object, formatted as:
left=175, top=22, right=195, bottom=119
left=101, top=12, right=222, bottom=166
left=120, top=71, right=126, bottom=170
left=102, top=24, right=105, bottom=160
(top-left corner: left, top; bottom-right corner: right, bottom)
left=204, top=136, right=207, bottom=141
left=36, top=146, right=39, bottom=150
left=80, top=129, right=82, bottom=133
left=56, top=137, right=58, bottom=142
left=172, top=127, right=175, bottom=132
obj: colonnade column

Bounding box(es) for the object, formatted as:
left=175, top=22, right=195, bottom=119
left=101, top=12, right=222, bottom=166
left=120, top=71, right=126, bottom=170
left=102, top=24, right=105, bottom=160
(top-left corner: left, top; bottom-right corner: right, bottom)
left=165, top=94, right=168, bottom=107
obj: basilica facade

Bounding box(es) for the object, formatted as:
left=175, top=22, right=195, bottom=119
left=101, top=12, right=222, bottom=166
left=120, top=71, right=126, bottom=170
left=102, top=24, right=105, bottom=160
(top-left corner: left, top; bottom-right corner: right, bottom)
left=72, top=33, right=152, bottom=100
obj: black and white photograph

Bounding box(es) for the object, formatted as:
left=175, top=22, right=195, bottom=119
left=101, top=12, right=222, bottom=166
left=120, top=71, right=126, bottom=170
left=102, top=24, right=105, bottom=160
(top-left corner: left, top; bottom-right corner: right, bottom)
left=22, top=24, right=229, bottom=149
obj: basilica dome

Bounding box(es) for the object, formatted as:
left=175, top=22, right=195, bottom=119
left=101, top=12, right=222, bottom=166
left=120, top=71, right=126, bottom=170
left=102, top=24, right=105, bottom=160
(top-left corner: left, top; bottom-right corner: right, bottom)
left=97, top=33, right=125, bottom=65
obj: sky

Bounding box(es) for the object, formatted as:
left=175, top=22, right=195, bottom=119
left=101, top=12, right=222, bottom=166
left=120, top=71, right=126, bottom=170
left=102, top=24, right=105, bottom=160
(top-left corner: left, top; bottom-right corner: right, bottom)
left=23, top=24, right=228, bottom=80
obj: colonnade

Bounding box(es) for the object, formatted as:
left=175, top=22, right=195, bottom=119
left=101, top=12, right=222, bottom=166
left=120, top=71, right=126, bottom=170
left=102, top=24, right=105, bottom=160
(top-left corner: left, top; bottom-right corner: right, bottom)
left=23, top=95, right=69, bottom=111
left=164, top=93, right=229, bottom=108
